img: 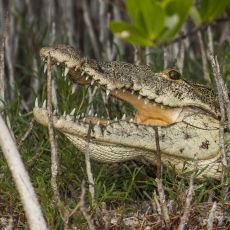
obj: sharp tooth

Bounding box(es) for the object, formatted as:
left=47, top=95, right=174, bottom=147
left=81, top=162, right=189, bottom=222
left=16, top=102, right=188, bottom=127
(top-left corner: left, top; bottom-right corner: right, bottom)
left=63, top=111, right=66, bottom=116
left=129, top=118, right=133, bottom=122
left=114, top=117, right=118, bottom=121
left=83, top=117, right=86, bottom=122
left=81, top=113, right=85, bottom=117
left=138, top=95, right=142, bottom=100
left=75, top=66, right=78, bottom=71
left=122, top=88, right=126, bottom=92
left=85, top=76, right=89, bottom=80
left=71, top=83, right=78, bottom=94
left=76, top=115, right=80, bottom=119
left=70, top=108, right=76, bottom=116
left=42, top=58, right=45, bottom=62
left=121, top=114, right=126, bottom=120
left=106, top=89, right=110, bottom=96
left=131, top=90, right=134, bottom=94
left=66, top=115, right=73, bottom=121
left=91, top=79, right=95, bottom=85
left=97, top=121, right=100, bottom=125
left=107, top=121, right=110, bottom=125
left=88, top=109, right=92, bottom=116
left=42, top=100, right=46, bottom=108
left=43, top=64, right=47, bottom=73
left=35, top=97, right=38, bottom=107
left=95, top=113, right=98, bottom=117
left=53, top=109, right=57, bottom=115
left=57, top=62, right=60, bottom=66
left=81, top=71, right=85, bottom=76
left=64, top=67, right=69, bottom=76
left=144, top=98, right=149, bottom=105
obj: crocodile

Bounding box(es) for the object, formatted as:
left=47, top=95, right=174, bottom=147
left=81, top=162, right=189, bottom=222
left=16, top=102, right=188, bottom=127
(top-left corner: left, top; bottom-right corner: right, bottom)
left=33, top=44, right=230, bottom=179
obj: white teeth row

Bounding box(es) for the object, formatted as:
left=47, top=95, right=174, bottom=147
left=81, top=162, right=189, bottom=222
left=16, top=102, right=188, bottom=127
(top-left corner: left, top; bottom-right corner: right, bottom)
left=42, top=62, right=167, bottom=110
left=35, top=98, right=132, bottom=124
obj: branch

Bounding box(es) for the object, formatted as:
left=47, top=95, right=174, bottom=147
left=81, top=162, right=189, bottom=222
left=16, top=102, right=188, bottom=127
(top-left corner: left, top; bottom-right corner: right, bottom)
left=0, top=114, right=47, bottom=229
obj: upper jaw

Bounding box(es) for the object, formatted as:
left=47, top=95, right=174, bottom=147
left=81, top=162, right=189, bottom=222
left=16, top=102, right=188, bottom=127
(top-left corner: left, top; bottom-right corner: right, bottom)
left=40, top=45, right=219, bottom=126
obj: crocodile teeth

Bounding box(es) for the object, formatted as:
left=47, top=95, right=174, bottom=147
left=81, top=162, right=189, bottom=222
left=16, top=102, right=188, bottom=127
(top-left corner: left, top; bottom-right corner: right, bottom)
left=106, top=89, right=110, bottom=96
left=64, top=67, right=69, bottom=76
left=63, top=111, right=66, bottom=117
left=121, top=114, right=126, bottom=120
left=144, top=98, right=149, bottom=105
left=35, top=97, right=39, bottom=107
left=131, top=90, right=134, bottom=94
left=81, top=71, right=85, bottom=76
left=42, top=100, right=47, bottom=108
left=71, top=83, right=78, bottom=94
left=57, top=62, right=60, bottom=66
left=96, top=121, right=100, bottom=125
left=114, top=117, right=118, bottom=121
left=66, top=115, right=73, bottom=121
left=76, top=115, right=80, bottom=119
left=88, top=109, right=92, bottom=116
left=81, top=112, right=85, bottom=117
left=85, top=76, right=89, bottom=80
left=138, top=95, right=142, bottom=100
left=91, top=79, right=95, bottom=85
left=122, top=88, right=126, bottom=92
left=43, top=64, right=47, bottom=73
left=129, top=118, right=134, bottom=122
left=83, top=117, right=86, bottom=122
left=53, top=109, right=57, bottom=115
left=95, top=113, right=98, bottom=117
left=70, top=108, right=76, bottom=116
left=75, top=66, right=78, bottom=71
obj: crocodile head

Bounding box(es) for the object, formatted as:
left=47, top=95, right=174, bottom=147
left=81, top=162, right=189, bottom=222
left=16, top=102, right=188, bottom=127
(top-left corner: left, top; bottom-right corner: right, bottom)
left=33, top=44, right=224, bottom=178
left=38, top=44, right=219, bottom=126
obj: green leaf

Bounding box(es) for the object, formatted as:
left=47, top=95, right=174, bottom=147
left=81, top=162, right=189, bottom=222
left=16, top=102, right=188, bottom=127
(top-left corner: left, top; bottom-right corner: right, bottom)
left=199, top=0, right=229, bottom=22
left=125, top=0, right=142, bottom=25
left=189, top=6, right=202, bottom=26
left=160, top=0, right=193, bottom=41
left=139, top=0, right=165, bottom=39
left=109, top=21, right=153, bottom=46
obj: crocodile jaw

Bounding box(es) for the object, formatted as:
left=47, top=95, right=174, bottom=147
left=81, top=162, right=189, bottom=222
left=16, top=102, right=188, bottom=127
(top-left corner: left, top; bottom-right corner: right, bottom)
left=40, top=45, right=219, bottom=126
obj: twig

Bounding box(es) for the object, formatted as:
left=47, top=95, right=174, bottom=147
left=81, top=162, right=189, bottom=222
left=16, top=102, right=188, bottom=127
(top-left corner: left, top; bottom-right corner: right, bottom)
left=209, top=54, right=228, bottom=169
left=0, top=114, right=47, bottom=229
left=47, top=53, right=61, bottom=205
left=82, top=0, right=100, bottom=59
left=79, top=181, right=96, bottom=230
left=198, top=31, right=210, bottom=82
left=134, top=46, right=141, bottom=65
left=207, top=202, right=216, bottom=230
left=18, top=118, right=34, bottom=150
left=0, top=15, right=6, bottom=109
left=154, top=127, right=170, bottom=227
left=85, top=123, right=95, bottom=201
left=160, top=16, right=230, bottom=47
left=178, top=159, right=197, bottom=230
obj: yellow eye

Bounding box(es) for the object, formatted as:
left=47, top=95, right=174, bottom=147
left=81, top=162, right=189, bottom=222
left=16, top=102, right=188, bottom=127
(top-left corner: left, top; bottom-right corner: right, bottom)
left=168, top=69, right=181, bottom=80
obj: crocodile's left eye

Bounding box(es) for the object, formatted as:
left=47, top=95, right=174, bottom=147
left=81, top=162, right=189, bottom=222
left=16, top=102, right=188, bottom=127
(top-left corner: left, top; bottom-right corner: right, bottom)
left=168, top=70, right=181, bottom=80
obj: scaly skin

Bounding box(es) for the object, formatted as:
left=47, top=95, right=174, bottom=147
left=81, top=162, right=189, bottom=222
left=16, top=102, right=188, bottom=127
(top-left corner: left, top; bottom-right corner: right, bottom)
left=33, top=44, right=230, bottom=179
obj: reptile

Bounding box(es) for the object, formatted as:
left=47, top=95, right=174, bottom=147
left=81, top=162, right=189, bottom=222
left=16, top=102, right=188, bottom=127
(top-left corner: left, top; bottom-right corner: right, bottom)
left=33, top=44, right=230, bottom=179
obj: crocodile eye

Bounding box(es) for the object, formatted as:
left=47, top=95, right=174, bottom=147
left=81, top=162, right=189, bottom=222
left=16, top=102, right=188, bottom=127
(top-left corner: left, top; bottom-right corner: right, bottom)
left=168, top=70, right=181, bottom=80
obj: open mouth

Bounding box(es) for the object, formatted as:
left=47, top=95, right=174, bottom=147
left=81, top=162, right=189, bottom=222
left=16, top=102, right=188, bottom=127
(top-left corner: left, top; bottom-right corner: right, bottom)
left=39, top=45, right=204, bottom=127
